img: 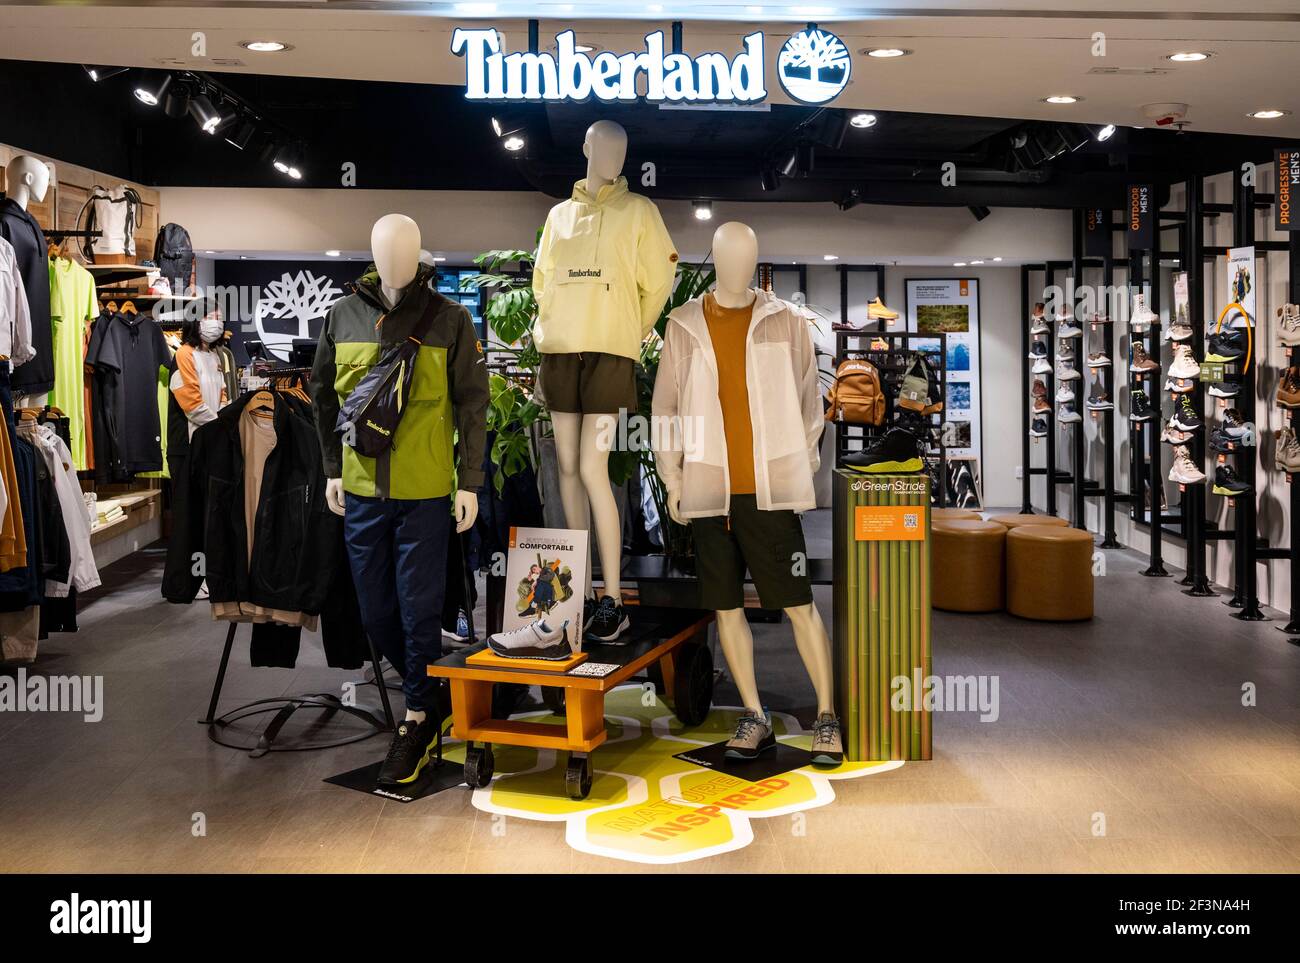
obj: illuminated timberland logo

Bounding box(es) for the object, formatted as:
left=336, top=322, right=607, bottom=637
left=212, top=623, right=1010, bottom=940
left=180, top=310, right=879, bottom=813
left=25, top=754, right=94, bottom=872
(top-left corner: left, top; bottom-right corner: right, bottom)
left=777, top=27, right=851, bottom=105
left=253, top=270, right=345, bottom=361
left=452, top=685, right=901, bottom=864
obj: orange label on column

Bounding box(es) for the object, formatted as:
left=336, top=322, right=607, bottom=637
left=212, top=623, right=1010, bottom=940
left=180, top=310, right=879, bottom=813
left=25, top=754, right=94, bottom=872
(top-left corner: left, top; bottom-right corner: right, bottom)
left=854, top=505, right=926, bottom=541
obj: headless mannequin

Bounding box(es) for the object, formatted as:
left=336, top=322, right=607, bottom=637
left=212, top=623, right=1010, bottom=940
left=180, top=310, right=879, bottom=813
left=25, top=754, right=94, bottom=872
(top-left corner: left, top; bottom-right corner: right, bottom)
left=551, top=120, right=630, bottom=602
left=324, top=213, right=478, bottom=536
left=6, top=156, right=51, bottom=408
left=665, top=222, right=835, bottom=718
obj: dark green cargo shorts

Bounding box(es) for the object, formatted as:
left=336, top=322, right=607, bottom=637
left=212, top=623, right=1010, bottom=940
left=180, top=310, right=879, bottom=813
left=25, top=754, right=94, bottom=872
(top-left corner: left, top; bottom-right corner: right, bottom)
left=538, top=351, right=638, bottom=415
left=690, top=495, right=814, bottom=611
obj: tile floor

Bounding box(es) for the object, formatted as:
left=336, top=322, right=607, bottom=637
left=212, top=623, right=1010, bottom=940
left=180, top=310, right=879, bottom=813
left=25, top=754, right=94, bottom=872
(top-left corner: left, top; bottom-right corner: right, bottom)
left=2, top=513, right=1299, bottom=874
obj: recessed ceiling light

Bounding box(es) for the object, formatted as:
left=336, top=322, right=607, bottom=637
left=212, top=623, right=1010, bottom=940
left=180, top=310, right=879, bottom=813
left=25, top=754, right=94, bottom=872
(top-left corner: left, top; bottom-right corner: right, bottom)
left=324, top=250, right=341, bottom=257
left=849, top=112, right=878, bottom=129
left=432, top=256, right=448, bottom=262
left=204, top=250, right=217, bottom=255
left=1166, top=52, right=1210, bottom=62
left=1096, top=124, right=1117, bottom=142
left=1248, top=108, right=1290, bottom=120
left=575, top=44, right=595, bottom=53
left=240, top=40, right=292, bottom=53
left=970, top=259, right=985, bottom=265
left=1043, top=95, right=1081, bottom=105
left=953, top=262, right=967, bottom=267
left=693, top=200, right=714, bottom=221
left=823, top=254, right=839, bottom=261
left=993, top=256, right=1003, bottom=262
left=864, top=48, right=911, bottom=59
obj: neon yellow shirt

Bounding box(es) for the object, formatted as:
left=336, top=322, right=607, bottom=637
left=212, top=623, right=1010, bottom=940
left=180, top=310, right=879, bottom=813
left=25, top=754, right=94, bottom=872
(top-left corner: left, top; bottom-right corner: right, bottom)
left=48, top=258, right=98, bottom=470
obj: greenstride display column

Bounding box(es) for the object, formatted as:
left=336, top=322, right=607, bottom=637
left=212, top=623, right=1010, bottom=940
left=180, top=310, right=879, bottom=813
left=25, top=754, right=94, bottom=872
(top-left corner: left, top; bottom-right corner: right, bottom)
left=831, top=470, right=932, bottom=762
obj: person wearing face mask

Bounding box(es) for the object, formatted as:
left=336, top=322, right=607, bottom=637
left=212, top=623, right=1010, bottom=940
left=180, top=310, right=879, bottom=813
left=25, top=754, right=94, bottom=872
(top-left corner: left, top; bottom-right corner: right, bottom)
left=162, top=309, right=228, bottom=601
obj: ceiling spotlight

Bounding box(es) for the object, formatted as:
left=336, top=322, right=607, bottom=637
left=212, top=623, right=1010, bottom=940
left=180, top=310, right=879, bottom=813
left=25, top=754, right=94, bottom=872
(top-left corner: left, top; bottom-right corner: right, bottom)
left=760, top=169, right=781, bottom=192
left=837, top=189, right=862, bottom=211
left=783, top=141, right=814, bottom=178
left=823, top=254, right=839, bottom=261
left=83, top=64, right=128, bottom=82
left=502, top=134, right=526, bottom=152
left=1248, top=108, right=1290, bottom=120
left=953, top=262, right=967, bottom=267
left=133, top=72, right=173, bottom=107
left=968, top=205, right=991, bottom=222
left=324, top=250, right=341, bottom=257
left=224, top=118, right=257, bottom=151
left=491, top=115, right=528, bottom=152
left=189, top=93, right=224, bottom=134
left=272, top=144, right=304, bottom=180
left=693, top=201, right=714, bottom=221
left=863, top=48, right=910, bottom=58
left=1042, top=95, right=1080, bottom=105
left=1166, top=52, right=1210, bottom=62
left=240, top=40, right=292, bottom=53
left=1095, top=123, right=1117, bottom=142
left=432, top=256, right=448, bottom=262
left=850, top=112, right=878, bottom=129
left=993, top=256, right=1003, bottom=262
left=970, top=259, right=985, bottom=265
left=162, top=81, right=192, bottom=119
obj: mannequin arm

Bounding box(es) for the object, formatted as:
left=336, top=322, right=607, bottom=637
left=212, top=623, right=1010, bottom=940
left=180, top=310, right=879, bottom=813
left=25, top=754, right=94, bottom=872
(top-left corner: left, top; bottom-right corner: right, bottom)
left=795, top=318, right=825, bottom=472
left=454, top=489, right=479, bottom=533
left=325, top=478, right=346, bottom=517
left=663, top=484, right=685, bottom=525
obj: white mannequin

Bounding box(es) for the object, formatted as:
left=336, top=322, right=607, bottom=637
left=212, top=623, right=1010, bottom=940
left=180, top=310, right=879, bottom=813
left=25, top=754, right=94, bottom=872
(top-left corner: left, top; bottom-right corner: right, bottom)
left=4, top=155, right=50, bottom=212
left=551, top=120, right=631, bottom=601
left=324, top=213, right=478, bottom=534
left=666, top=221, right=835, bottom=718
left=6, top=156, right=51, bottom=406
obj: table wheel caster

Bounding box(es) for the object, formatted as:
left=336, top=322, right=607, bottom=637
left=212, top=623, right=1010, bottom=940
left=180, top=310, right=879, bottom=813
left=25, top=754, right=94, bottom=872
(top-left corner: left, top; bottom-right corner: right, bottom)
left=464, top=742, right=494, bottom=789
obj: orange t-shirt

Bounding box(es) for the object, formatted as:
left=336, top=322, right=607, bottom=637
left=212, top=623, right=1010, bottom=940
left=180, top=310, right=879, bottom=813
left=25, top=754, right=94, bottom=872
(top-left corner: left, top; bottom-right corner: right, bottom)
left=703, top=293, right=756, bottom=495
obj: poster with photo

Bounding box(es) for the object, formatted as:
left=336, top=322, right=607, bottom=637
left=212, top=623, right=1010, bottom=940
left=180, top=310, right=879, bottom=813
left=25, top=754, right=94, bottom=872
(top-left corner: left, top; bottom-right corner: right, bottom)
left=1225, top=246, right=1256, bottom=329
left=905, top=278, right=982, bottom=466
left=504, top=527, right=589, bottom=646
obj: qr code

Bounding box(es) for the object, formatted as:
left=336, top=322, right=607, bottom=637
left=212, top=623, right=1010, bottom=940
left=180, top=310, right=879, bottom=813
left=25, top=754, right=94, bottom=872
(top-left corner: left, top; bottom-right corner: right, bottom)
left=904, top=513, right=919, bottom=529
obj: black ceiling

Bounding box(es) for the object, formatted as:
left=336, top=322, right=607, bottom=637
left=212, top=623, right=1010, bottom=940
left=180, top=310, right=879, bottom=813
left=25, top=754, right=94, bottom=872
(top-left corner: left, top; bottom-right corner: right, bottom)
left=3, top=58, right=1297, bottom=211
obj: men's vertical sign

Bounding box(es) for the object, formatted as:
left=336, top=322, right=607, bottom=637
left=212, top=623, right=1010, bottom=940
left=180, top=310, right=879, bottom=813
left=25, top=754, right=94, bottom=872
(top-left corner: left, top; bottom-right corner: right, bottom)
left=1277, top=149, right=1299, bottom=231
left=1127, top=185, right=1154, bottom=250
left=1083, top=207, right=1110, bottom=258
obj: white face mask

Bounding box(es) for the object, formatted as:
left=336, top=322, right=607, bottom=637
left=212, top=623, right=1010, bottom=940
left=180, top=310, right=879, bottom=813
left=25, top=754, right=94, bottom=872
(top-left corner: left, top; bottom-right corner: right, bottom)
left=199, top=318, right=223, bottom=344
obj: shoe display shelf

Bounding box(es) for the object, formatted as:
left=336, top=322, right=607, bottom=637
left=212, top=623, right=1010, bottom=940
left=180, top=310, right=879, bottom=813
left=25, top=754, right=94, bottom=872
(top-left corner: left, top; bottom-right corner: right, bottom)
left=832, top=328, right=949, bottom=507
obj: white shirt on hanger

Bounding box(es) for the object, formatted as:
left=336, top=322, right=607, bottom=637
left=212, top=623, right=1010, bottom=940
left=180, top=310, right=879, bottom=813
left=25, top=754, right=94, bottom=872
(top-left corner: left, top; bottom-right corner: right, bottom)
left=0, top=236, right=35, bottom=365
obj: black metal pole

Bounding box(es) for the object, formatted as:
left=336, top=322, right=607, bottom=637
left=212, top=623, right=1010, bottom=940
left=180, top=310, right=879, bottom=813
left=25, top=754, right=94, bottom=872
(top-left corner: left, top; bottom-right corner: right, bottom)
left=1141, top=226, right=1170, bottom=576
left=1046, top=264, right=1058, bottom=517
left=1231, top=172, right=1267, bottom=619
left=1071, top=209, right=1087, bottom=530
left=1021, top=263, right=1034, bottom=514
left=1100, top=207, right=1121, bottom=547
left=1128, top=249, right=1145, bottom=523
left=1185, top=174, right=1216, bottom=596
left=1285, top=234, right=1300, bottom=631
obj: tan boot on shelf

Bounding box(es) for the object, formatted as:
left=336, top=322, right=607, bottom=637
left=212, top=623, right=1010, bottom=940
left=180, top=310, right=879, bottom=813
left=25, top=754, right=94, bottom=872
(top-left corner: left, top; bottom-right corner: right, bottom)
left=1277, top=367, right=1300, bottom=410
left=867, top=296, right=899, bottom=323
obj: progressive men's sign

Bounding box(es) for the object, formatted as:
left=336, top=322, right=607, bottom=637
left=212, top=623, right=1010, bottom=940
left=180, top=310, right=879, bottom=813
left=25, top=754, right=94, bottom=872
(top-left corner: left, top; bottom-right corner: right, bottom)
left=452, top=28, right=766, bottom=103
left=1277, top=148, right=1298, bottom=232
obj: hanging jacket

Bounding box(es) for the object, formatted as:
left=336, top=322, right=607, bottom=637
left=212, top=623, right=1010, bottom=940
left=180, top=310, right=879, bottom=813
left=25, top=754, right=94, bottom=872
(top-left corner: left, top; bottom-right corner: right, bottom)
left=652, top=288, right=823, bottom=518
left=533, top=176, right=678, bottom=361
left=172, top=390, right=340, bottom=612
left=309, top=264, right=488, bottom=499
left=0, top=197, right=51, bottom=395
left=0, top=237, right=34, bottom=366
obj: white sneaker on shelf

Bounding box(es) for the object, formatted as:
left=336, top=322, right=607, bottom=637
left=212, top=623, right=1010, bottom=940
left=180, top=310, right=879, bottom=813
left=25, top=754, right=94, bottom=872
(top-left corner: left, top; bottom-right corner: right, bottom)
left=1278, top=304, right=1300, bottom=347
left=1169, top=445, right=1206, bottom=485
left=1131, top=294, right=1158, bottom=332
left=1168, top=344, right=1201, bottom=379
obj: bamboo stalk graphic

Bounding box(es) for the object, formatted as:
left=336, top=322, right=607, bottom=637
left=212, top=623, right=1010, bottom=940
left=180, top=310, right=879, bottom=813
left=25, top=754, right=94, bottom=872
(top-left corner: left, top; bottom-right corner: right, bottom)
left=865, top=481, right=877, bottom=760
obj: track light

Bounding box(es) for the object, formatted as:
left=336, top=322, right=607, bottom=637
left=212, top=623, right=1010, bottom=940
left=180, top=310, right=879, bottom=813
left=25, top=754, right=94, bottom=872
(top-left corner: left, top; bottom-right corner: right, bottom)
left=760, top=168, right=781, bottom=192
left=782, top=142, right=814, bottom=178
left=692, top=201, right=713, bottom=221
left=189, top=93, right=224, bottom=134
left=491, top=115, right=528, bottom=153
left=837, top=189, right=862, bottom=212
left=162, top=81, right=192, bottom=119
left=850, top=112, right=877, bottom=129
left=224, top=117, right=257, bottom=151
left=1095, top=123, right=1116, bottom=142
left=272, top=144, right=304, bottom=180
left=1056, top=124, right=1090, bottom=153
left=817, top=112, right=850, bottom=150
left=968, top=205, right=991, bottom=222
left=84, top=64, right=128, bottom=82
left=133, top=72, right=172, bottom=107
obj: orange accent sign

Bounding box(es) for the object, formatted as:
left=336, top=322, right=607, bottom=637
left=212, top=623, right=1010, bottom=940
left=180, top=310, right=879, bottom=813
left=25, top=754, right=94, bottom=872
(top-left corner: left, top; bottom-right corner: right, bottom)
left=854, top=505, right=926, bottom=541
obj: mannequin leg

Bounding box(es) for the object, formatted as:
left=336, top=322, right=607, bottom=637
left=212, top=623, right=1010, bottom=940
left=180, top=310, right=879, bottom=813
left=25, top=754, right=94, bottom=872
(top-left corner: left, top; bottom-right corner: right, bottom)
left=786, top=602, right=835, bottom=715
left=579, top=413, right=622, bottom=599
left=550, top=412, right=592, bottom=588
left=715, top=608, right=764, bottom=715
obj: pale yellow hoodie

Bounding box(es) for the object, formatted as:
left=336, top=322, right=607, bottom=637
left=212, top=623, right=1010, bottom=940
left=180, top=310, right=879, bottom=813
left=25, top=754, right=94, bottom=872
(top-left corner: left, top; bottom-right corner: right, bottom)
left=533, top=176, right=678, bottom=361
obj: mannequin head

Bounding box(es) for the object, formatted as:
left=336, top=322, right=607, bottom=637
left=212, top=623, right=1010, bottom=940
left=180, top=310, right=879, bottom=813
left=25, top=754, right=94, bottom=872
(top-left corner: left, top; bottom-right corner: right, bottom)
left=370, top=213, right=421, bottom=294
left=5, top=155, right=50, bottom=210
left=582, top=120, right=628, bottom=186
left=712, top=222, right=758, bottom=302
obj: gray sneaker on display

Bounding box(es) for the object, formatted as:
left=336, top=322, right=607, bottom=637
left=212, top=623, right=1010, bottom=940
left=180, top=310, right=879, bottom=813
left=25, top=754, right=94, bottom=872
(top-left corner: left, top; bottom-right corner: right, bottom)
left=725, top=709, right=776, bottom=759
left=487, top=619, right=572, bottom=660
left=810, top=712, right=844, bottom=766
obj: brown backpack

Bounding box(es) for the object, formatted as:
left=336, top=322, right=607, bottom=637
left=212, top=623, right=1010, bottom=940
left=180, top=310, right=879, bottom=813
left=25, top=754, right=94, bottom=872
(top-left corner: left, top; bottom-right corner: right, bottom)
left=825, top=358, right=885, bottom=426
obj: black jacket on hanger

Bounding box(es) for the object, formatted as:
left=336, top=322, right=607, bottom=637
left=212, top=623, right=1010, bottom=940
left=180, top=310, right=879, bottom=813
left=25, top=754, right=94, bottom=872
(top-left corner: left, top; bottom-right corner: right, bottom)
left=0, top=197, right=52, bottom=395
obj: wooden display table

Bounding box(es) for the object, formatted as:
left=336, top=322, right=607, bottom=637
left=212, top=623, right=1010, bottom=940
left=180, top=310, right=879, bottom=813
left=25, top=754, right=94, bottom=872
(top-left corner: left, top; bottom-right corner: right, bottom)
left=429, top=606, right=714, bottom=799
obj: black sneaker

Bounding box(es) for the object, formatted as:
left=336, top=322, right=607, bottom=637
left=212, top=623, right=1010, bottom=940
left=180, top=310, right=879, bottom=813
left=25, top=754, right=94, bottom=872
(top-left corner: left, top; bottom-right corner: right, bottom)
left=582, top=595, right=598, bottom=632
left=1029, top=416, right=1048, bottom=437
left=1205, top=328, right=1248, bottom=363
left=1169, top=395, right=1203, bottom=432
left=1212, top=464, right=1251, bottom=498
left=1028, top=339, right=1048, bottom=360
left=377, top=717, right=439, bottom=786
left=586, top=595, right=629, bottom=642
left=843, top=427, right=923, bottom=473
left=1209, top=427, right=1238, bottom=454
left=1129, top=389, right=1155, bottom=422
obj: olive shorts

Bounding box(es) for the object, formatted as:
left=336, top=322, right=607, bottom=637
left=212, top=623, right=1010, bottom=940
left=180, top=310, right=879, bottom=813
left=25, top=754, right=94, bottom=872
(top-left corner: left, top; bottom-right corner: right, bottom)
left=538, top=351, right=638, bottom=415
left=690, top=495, right=814, bottom=611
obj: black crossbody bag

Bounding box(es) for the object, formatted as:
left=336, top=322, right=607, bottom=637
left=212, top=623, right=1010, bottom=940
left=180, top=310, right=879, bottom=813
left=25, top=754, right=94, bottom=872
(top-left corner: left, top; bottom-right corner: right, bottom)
left=335, top=311, right=435, bottom=458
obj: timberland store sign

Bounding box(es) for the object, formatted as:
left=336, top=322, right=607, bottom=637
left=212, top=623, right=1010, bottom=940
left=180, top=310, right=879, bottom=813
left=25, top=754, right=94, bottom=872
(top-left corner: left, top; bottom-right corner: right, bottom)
left=450, top=26, right=852, bottom=105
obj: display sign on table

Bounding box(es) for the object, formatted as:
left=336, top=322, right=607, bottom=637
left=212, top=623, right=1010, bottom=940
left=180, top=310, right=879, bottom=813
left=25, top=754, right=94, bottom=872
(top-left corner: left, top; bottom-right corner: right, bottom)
left=503, top=526, right=589, bottom=649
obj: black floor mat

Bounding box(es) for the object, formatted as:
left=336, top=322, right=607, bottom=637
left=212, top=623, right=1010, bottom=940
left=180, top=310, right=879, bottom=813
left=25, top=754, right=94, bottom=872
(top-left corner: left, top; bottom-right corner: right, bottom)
left=672, top=740, right=813, bottom=782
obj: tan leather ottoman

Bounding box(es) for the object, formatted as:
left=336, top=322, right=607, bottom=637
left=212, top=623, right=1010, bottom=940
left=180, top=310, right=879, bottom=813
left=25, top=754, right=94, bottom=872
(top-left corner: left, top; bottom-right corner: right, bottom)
left=989, top=512, right=1068, bottom=531
left=932, top=507, right=981, bottom=523
left=932, top=519, right=1006, bottom=613
left=1006, top=525, right=1094, bottom=620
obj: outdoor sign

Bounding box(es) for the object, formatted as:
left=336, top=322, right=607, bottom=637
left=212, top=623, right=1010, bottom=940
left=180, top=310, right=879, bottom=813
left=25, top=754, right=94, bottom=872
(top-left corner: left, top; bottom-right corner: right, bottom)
left=451, top=25, right=854, bottom=106
left=1083, top=207, right=1110, bottom=258
left=1127, top=184, right=1155, bottom=250
left=1277, top=148, right=1298, bottom=231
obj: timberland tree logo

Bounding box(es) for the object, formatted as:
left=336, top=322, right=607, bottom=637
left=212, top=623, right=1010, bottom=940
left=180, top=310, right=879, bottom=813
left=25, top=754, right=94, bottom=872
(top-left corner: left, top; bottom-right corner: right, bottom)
left=457, top=685, right=900, bottom=864
left=777, top=27, right=852, bottom=105
left=254, top=269, right=345, bottom=361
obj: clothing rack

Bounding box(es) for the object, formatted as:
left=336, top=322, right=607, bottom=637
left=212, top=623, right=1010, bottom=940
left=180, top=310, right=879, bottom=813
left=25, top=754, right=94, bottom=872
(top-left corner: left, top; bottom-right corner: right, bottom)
left=832, top=328, right=949, bottom=507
